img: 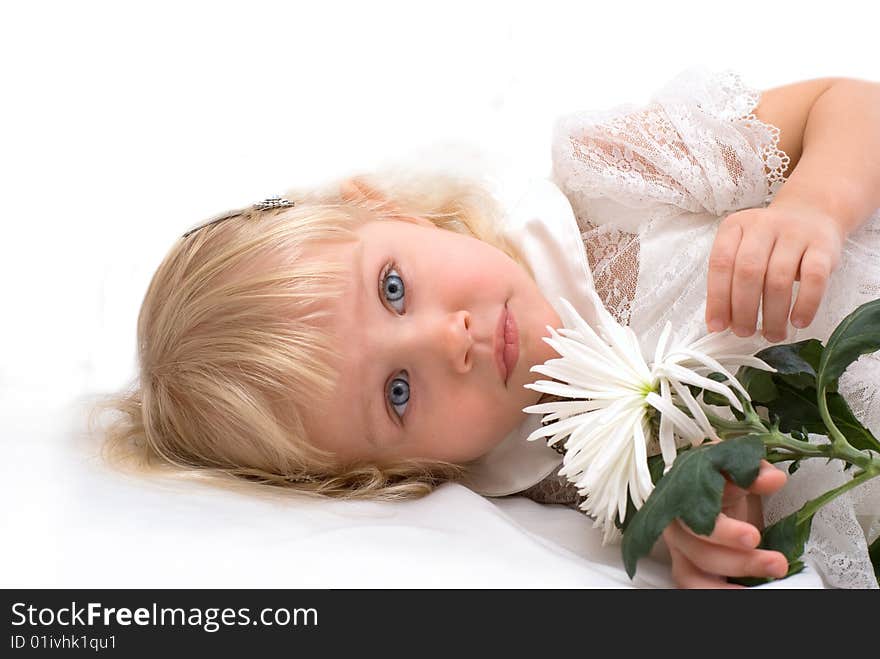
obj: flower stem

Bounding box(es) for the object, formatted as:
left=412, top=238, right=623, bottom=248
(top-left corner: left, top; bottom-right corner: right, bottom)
left=701, top=403, right=876, bottom=469
left=817, top=385, right=849, bottom=447
left=796, top=467, right=878, bottom=524
left=700, top=407, right=764, bottom=437
left=765, top=450, right=801, bottom=465
left=760, top=429, right=829, bottom=458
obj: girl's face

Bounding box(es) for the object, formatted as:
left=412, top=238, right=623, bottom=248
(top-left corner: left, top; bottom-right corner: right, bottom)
left=301, top=215, right=562, bottom=466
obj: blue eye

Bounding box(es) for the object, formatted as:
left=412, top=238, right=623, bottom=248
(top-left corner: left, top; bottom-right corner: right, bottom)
left=387, top=372, right=410, bottom=420
left=382, top=265, right=405, bottom=314
left=381, top=262, right=409, bottom=420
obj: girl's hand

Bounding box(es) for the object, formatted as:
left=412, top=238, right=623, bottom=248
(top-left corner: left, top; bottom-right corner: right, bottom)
left=662, top=460, right=789, bottom=589
left=705, top=205, right=845, bottom=342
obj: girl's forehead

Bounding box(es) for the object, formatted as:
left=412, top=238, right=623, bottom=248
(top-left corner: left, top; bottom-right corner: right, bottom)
left=304, top=233, right=362, bottom=265
left=295, top=240, right=362, bottom=325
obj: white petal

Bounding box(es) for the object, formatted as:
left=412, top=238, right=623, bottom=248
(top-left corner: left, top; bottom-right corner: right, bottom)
left=656, top=363, right=743, bottom=411
left=531, top=345, right=642, bottom=391
left=564, top=294, right=652, bottom=381
left=521, top=398, right=607, bottom=418
left=560, top=424, right=610, bottom=480
left=657, top=379, right=677, bottom=473
left=654, top=321, right=673, bottom=366
left=708, top=354, right=777, bottom=372
left=630, top=416, right=654, bottom=507
left=557, top=298, right=619, bottom=359
left=524, top=411, right=598, bottom=443
left=523, top=380, right=629, bottom=401
left=584, top=406, right=641, bottom=483
left=668, top=377, right=717, bottom=443
left=665, top=348, right=751, bottom=399
left=689, top=328, right=767, bottom=357
left=645, top=391, right=703, bottom=442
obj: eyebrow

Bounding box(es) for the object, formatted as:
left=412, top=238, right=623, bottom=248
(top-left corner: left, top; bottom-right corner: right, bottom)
left=354, top=241, right=381, bottom=448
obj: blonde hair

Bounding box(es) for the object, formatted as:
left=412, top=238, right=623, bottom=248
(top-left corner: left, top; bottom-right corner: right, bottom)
left=96, top=162, right=533, bottom=501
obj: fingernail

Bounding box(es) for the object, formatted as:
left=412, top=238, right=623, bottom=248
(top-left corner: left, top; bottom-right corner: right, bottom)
left=792, top=317, right=806, bottom=328
left=739, top=532, right=757, bottom=548
left=707, top=318, right=723, bottom=332
left=765, top=557, right=787, bottom=578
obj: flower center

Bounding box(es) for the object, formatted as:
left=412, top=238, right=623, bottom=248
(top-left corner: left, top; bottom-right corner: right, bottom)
left=639, top=380, right=659, bottom=398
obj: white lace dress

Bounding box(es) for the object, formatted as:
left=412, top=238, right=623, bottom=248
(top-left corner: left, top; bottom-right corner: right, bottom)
left=545, top=68, right=880, bottom=589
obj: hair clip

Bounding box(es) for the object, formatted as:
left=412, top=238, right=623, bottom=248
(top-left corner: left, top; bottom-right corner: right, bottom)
left=182, top=195, right=296, bottom=238
left=253, top=195, right=295, bottom=211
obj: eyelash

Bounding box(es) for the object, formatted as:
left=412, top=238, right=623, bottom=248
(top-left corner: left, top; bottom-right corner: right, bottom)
left=380, top=261, right=411, bottom=423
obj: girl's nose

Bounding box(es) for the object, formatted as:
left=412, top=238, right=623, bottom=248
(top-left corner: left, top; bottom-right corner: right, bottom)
left=426, top=309, right=473, bottom=373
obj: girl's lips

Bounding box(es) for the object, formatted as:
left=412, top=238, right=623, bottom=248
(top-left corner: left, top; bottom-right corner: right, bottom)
left=494, top=303, right=520, bottom=386
left=503, top=305, right=519, bottom=385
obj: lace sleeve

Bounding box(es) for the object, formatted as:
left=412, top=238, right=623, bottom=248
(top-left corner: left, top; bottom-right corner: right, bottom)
left=551, top=68, right=791, bottom=232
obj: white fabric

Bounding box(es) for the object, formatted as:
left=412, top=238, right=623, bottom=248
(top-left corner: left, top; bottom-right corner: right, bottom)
left=548, top=67, right=880, bottom=589
left=0, top=396, right=688, bottom=588
left=1, top=393, right=825, bottom=589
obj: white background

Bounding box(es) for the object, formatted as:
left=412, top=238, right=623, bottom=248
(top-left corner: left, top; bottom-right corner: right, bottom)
left=3, top=0, right=878, bottom=407
left=0, top=0, right=874, bottom=587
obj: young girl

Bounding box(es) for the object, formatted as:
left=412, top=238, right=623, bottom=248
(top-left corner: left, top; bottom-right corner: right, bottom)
left=103, top=68, right=880, bottom=589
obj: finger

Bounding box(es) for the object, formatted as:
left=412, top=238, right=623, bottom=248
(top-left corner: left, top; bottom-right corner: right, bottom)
left=721, top=471, right=751, bottom=504
left=668, top=544, right=746, bottom=589
left=721, top=461, right=787, bottom=506
left=791, top=247, right=832, bottom=329
left=730, top=227, right=776, bottom=337
left=761, top=239, right=805, bottom=342
left=747, top=460, right=788, bottom=496
left=678, top=512, right=761, bottom=549
left=706, top=221, right=743, bottom=332
left=667, top=520, right=789, bottom=578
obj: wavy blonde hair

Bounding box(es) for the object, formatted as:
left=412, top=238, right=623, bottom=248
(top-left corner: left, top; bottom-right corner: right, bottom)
left=95, top=160, right=534, bottom=501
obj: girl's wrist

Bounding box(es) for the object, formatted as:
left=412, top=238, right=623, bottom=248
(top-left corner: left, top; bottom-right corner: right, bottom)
left=768, top=193, right=851, bottom=244
left=770, top=167, right=869, bottom=241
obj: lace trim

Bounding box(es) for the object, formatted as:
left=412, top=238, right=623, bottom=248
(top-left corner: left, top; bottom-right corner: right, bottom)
left=715, top=70, right=792, bottom=201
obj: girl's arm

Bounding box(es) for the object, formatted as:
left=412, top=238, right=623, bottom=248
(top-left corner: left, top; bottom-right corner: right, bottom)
left=706, top=77, right=880, bottom=341
left=764, top=77, right=880, bottom=236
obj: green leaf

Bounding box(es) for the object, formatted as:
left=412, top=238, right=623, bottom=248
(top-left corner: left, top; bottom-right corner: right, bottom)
left=699, top=372, right=737, bottom=407
left=798, top=339, right=825, bottom=372
left=738, top=367, right=779, bottom=403
left=702, top=390, right=733, bottom=406
left=756, top=340, right=820, bottom=377
left=766, top=378, right=880, bottom=453
left=825, top=391, right=880, bottom=453
left=621, top=435, right=765, bottom=579
left=765, top=380, right=824, bottom=432
left=743, top=339, right=825, bottom=398
left=729, top=512, right=814, bottom=587
left=817, top=299, right=880, bottom=391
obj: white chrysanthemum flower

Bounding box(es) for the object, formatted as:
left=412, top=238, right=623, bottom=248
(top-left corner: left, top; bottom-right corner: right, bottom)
left=522, top=293, right=774, bottom=544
